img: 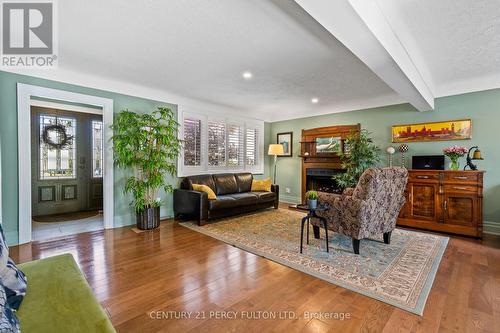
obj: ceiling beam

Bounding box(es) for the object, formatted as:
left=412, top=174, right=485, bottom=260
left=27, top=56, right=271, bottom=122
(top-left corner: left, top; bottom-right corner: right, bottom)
left=294, top=0, right=434, bottom=111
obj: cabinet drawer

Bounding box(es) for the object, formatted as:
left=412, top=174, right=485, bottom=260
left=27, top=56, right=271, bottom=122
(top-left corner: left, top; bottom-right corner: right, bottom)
left=444, top=172, right=478, bottom=183
left=409, top=172, right=440, bottom=182
left=444, top=184, right=477, bottom=193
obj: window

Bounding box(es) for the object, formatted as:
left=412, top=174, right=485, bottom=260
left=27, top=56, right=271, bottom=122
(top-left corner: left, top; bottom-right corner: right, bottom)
left=183, top=117, right=202, bottom=166
left=245, top=127, right=258, bottom=166
left=39, top=115, right=77, bottom=179
left=92, top=120, right=103, bottom=178
left=179, top=112, right=264, bottom=176
left=208, top=120, right=226, bottom=166
left=227, top=123, right=243, bottom=166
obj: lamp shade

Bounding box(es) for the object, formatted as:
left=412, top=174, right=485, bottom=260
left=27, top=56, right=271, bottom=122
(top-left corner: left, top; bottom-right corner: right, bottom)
left=472, top=149, right=483, bottom=160
left=268, top=144, right=284, bottom=156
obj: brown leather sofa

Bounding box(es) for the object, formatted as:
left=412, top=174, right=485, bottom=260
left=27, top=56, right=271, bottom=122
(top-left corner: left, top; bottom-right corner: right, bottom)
left=174, top=173, right=279, bottom=225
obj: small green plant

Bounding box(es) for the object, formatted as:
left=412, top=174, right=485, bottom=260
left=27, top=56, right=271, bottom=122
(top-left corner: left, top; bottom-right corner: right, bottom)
left=111, top=107, right=181, bottom=212
left=305, top=190, right=318, bottom=200
left=333, top=129, right=380, bottom=189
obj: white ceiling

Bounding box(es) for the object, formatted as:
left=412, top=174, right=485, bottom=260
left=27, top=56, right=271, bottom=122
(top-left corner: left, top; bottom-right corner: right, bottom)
left=52, top=0, right=401, bottom=121
left=6, top=0, right=500, bottom=121
left=377, top=0, right=500, bottom=97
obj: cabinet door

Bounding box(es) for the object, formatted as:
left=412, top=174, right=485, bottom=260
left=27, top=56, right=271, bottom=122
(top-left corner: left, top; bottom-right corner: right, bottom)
left=408, top=182, right=440, bottom=221
left=443, top=192, right=477, bottom=227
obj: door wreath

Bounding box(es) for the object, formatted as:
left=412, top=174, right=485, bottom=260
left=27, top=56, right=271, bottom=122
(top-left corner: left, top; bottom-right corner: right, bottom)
left=42, top=124, right=74, bottom=149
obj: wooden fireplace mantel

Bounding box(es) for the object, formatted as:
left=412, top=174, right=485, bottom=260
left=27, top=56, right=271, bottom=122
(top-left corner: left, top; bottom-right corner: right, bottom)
left=300, top=124, right=360, bottom=202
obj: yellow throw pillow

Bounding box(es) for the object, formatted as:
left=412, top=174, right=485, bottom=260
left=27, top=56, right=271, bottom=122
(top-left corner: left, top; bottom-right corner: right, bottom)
left=251, top=178, right=272, bottom=192
left=192, top=184, right=217, bottom=200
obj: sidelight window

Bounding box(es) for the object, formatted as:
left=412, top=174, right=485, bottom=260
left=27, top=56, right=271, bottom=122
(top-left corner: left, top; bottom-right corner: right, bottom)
left=92, top=120, right=104, bottom=178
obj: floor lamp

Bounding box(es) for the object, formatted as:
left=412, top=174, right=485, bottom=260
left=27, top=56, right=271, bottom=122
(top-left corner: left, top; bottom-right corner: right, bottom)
left=268, top=144, right=284, bottom=184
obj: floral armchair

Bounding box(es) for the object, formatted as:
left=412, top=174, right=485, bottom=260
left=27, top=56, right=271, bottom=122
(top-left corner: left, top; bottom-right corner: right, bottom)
left=312, top=167, right=408, bottom=255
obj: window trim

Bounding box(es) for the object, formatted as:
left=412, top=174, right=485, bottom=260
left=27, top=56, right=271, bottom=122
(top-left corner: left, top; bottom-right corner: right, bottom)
left=17, top=83, right=114, bottom=245
left=178, top=109, right=264, bottom=177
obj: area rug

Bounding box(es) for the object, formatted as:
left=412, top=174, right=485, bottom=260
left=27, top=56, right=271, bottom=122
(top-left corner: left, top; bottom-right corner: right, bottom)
left=180, top=208, right=448, bottom=315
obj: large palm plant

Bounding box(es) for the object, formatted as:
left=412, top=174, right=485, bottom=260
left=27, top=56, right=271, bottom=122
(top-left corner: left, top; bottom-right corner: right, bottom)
left=111, top=107, right=181, bottom=227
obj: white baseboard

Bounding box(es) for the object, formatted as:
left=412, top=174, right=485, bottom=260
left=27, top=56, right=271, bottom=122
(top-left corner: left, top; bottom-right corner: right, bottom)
left=279, top=194, right=301, bottom=204
left=483, top=221, right=500, bottom=235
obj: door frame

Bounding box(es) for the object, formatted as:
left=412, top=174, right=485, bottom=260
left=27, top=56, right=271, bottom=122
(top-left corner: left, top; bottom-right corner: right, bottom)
left=17, top=83, right=114, bottom=244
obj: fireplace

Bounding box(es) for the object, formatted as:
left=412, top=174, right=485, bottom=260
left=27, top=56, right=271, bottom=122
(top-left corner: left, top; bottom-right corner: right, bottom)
left=300, top=124, right=360, bottom=203
left=306, top=168, right=344, bottom=194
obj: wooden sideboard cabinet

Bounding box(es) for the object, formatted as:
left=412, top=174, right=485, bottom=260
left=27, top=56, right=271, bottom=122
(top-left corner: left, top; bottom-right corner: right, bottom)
left=397, top=170, right=484, bottom=238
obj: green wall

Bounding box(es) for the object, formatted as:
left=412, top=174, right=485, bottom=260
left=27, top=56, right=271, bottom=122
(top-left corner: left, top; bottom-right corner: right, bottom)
left=0, top=71, right=177, bottom=244
left=268, top=89, right=500, bottom=227
left=263, top=122, right=273, bottom=180
left=3, top=69, right=498, bottom=243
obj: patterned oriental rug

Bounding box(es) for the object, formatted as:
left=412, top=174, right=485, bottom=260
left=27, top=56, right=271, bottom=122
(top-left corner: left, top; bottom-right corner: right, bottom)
left=180, top=208, right=448, bottom=315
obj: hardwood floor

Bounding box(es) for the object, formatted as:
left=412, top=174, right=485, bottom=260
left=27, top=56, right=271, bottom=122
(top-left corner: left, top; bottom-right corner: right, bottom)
left=9, top=209, right=500, bottom=333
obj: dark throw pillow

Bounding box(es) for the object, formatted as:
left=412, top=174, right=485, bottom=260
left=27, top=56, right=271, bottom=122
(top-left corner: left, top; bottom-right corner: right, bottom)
left=0, top=225, right=27, bottom=310
left=0, top=284, right=20, bottom=333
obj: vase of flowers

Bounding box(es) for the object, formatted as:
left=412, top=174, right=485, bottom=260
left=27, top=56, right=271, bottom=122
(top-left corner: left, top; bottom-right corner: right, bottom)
left=443, top=145, right=468, bottom=170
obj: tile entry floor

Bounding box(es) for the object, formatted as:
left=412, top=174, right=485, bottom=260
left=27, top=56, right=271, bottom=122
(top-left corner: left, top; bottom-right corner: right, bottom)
left=32, top=213, right=103, bottom=241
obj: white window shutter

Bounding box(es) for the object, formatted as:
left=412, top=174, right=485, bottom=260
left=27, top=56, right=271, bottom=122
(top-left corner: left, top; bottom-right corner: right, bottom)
left=179, top=110, right=264, bottom=176
left=183, top=117, right=202, bottom=167
left=208, top=120, right=226, bottom=167
left=227, top=123, right=244, bottom=167
left=245, top=127, right=257, bottom=166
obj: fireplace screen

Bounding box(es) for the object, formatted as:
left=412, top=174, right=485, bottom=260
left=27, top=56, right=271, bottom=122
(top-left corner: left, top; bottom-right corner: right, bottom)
left=306, top=168, right=344, bottom=194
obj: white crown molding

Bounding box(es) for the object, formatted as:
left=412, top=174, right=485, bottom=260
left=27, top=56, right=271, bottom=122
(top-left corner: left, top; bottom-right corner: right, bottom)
left=265, top=93, right=405, bottom=122
left=1, top=68, right=263, bottom=120
left=435, top=74, right=500, bottom=98
left=2, top=68, right=408, bottom=123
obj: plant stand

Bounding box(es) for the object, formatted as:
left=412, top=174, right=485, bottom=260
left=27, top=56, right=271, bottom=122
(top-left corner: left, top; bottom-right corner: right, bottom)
left=136, top=207, right=160, bottom=230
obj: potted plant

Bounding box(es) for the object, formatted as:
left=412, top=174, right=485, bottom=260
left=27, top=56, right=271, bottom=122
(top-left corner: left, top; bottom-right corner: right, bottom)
left=333, top=129, right=380, bottom=190
left=111, top=107, right=181, bottom=230
left=305, top=190, right=318, bottom=209
left=443, top=145, right=468, bottom=170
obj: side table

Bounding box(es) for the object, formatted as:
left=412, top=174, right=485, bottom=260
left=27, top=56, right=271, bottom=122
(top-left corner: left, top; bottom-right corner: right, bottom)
left=297, top=204, right=329, bottom=253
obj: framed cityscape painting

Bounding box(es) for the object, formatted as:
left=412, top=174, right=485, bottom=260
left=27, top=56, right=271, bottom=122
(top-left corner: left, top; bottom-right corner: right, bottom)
left=277, top=132, right=293, bottom=157
left=392, top=119, right=472, bottom=143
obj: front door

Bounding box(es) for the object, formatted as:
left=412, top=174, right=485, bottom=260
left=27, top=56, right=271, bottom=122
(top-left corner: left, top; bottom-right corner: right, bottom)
left=31, top=106, right=103, bottom=217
